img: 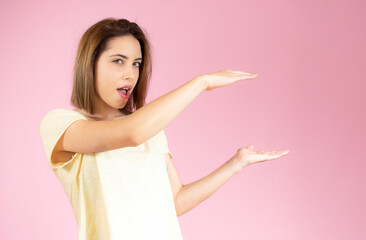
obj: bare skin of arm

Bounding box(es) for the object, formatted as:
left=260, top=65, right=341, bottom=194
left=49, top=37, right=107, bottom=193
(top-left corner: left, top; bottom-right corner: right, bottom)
left=166, top=146, right=290, bottom=216
left=56, top=76, right=206, bottom=154
left=57, top=70, right=258, bottom=155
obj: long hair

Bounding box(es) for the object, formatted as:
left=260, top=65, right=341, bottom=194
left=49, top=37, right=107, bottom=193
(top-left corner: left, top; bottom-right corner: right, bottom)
left=70, top=18, right=152, bottom=115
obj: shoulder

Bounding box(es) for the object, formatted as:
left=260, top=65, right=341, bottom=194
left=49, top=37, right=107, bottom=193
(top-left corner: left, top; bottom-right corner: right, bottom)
left=39, top=108, right=89, bottom=147
left=42, top=108, right=89, bottom=120
left=42, top=108, right=82, bottom=115
left=40, top=108, right=89, bottom=129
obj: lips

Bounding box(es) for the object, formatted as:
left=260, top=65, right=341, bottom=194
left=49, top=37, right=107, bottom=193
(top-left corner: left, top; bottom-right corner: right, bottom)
left=117, top=90, right=130, bottom=99
left=117, top=85, right=133, bottom=95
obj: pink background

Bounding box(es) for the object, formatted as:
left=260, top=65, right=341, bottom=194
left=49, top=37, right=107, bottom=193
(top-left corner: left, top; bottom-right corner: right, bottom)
left=1, top=0, right=365, bottom=239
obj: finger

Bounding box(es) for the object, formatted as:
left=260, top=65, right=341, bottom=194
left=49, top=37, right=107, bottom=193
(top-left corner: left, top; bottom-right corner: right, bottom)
left=231, top=70, right=258, bottom=76
left=255, top=152, right=284, bottom=161
left=267, top=151, right=278, bottom=156
left=267, top=151, right=289, bottom=159
left=232, top=75, right=257, bottom=83
left=255, top=155, right=279, bottom=163
left=268, top=151, right=287, bottom=156
left=263, top=154, right=283, bottom=160
left=271, top=151, right=285, bottom=155
left=253, top=150, right=289, bottom=163
left=232, top=72, right=258, bottom=79
left=240, top=75, right=258, bottom=81
left=245, top=75, right=258, bottom=79
left=265, top=150, right=289, bottom=155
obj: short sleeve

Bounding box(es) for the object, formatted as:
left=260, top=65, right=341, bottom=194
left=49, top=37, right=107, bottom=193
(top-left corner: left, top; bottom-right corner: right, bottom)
left=159, top=130, right=173, bottom=159
left=39, top=109, right=88, bottom=169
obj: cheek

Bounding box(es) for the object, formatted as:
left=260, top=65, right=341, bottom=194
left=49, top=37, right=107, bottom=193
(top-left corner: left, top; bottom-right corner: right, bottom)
left=96, top=81, right=110, bottom=96
left=135, top=69, right=140, bottom=80
left=95, top=71, right=113, bottom=92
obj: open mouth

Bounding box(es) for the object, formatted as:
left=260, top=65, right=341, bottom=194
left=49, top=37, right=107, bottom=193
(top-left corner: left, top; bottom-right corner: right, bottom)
left=117, top=85, right=132, bottom=94
left=117, top=85, right=133, bottom=99
left=117, top=87, right=129, bottom=95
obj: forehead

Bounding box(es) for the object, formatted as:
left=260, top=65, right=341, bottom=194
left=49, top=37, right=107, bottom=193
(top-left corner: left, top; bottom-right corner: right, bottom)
left=104, top=35, right=142, bottom=56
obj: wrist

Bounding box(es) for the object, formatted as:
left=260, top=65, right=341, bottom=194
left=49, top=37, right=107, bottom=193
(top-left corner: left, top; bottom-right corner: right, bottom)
left=226, top=156, right=246, bottom=174
left=192, top=75, right=208, bottom=92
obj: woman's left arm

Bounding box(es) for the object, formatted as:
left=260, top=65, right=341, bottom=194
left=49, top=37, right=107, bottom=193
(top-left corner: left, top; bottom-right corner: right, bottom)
left=167, top=154, right=239, bottom=217
left=166, top=145, right=289, bottom=217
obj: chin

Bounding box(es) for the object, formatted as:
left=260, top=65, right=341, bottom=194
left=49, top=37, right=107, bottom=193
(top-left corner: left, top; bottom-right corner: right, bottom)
left=117, top=103, right=127, bottom=109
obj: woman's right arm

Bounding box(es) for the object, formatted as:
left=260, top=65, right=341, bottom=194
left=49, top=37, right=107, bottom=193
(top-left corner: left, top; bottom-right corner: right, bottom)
left=57, top=70, right=257, bottom=154
left=131, top=76, right=207, bottom=146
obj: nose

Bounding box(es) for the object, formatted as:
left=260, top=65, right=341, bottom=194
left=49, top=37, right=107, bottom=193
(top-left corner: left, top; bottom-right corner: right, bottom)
left=123, top=66, right=136, bottom=81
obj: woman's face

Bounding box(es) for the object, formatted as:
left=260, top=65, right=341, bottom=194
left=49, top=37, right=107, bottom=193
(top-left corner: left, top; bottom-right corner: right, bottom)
left=94, top=35, right=142, bottom=114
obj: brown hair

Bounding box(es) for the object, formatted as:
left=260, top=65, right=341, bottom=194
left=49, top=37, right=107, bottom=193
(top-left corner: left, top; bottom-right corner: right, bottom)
left=70, top=18, right=152, bottom=115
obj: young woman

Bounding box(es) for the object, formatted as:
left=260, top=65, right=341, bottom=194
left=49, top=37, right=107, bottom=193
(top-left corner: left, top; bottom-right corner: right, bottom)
left=40, top=18, right=289, bottom=240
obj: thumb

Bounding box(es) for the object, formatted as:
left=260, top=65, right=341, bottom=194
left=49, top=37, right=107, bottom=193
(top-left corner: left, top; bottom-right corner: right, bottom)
left=245, top=144, right=255, bottom=151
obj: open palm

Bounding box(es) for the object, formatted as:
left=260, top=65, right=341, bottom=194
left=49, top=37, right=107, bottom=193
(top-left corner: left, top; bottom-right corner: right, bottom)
left=235, top=144, right=290, bottom=168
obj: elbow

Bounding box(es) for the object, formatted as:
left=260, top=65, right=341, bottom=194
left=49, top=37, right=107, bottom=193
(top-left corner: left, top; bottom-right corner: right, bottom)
left=130, top=122, right=153, bottom=147
left=176, top=207, right=181, bottom=217
left=130, top=137, right=140, bottom=147
left=175, top=186, right=185, bottom=217
left=130, top=128, right=143, bottom=147
left=175, top=199, right=183, bottom=217
left=176, top=208, right=185, bottom=217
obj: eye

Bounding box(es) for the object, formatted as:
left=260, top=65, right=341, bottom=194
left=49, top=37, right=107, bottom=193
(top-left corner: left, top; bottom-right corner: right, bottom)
left=113, top=59, right=141, bottom=67
left=113, top=59, right=123, bottom=64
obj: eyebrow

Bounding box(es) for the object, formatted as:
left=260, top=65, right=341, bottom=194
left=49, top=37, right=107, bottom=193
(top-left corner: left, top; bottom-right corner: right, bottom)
left=109, top=54, right=142, bottom=61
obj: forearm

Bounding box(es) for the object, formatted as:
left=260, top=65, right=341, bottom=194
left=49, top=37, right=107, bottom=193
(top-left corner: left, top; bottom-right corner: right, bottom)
left=132, top=77, right=207, bottom=144
left=175, top=157, right=242, bottom=216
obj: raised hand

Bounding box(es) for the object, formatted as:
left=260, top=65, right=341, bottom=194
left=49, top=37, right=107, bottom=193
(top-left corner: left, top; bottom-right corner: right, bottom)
left=198, top=69, right=258, bottom=91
